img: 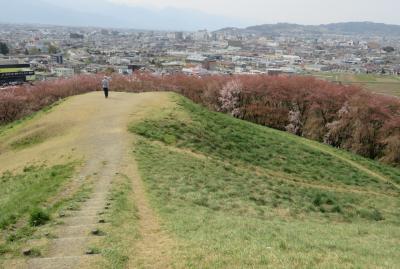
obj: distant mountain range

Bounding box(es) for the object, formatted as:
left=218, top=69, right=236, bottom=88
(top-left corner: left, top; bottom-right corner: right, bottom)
left=0, top=0, right=245, bottom=31
left=216, top=22, right=400, bottom=36
left=1, top=0, right=399, bottom=35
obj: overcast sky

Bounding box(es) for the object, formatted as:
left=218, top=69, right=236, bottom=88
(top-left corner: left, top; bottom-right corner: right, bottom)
left=108, top=0, right=400, bottom=25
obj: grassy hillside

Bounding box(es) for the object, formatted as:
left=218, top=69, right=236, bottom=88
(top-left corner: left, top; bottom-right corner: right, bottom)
left=0, top=163, right=83, bottom=260
left=0, top=91, right=398, bottom=268
left=131, top=94, right=400, bottom=268
left=0, top=164, right=76, bottom=230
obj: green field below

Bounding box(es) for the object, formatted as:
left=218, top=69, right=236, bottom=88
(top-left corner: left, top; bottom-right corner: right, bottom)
left=309, top=72, right=400, bottom=97
left=131, top=94, right=400, bottom=268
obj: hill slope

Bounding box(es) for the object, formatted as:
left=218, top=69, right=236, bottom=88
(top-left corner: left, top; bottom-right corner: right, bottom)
left=216, top=21, right=400, bottom=36
left=131, top=94, right=400, bottom=268
left=0, top=92, right=399, bottom=268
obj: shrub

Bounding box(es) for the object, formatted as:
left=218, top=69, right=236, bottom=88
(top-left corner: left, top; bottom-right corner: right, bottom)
left=162, top=134, right=176, bottom=145
left=29, top=208, right=50, bottom=227
left=331, top=205, right=342, bottom=213
left=313, top=194, right=323, bottom=206
left=0, top=244, right=10, bottom=255
left=358, top=208, right=385, bottom=221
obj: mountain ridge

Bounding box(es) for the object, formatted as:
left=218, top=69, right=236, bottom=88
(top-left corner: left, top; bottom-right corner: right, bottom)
left=2, top=0, right=399, bottom=33
left=216, top=21, right=400, bottom=36
left=0, top=0, right=245, bottom=31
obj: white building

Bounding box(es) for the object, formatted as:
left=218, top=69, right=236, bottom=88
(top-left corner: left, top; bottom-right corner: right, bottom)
left=193, top=30, right=209, bottom=41
left=53, top=67, right=74, bottom=78
left=108, top=56, right=130, bottom=65
left=282, top=55, right=302, bottom=65
left=117, top=66, right=133, bottom=75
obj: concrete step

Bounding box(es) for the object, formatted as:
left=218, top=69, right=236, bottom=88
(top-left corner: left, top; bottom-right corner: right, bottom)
left=25, top=255, right=100, bottom=269
left=78, top=206, right=107, bottom=211
left=61, top=216, right=99, bottom=226
left=73, top=210, right=105, bottom=218
left=55, top=225, right=99, bottom=238
left=46, top=237, right=100, bottom=257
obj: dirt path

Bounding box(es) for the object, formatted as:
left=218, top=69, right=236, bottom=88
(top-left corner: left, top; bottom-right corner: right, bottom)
left=1, top=92, right=174, bottom=269
left=124, top=155, right=174, bottom=269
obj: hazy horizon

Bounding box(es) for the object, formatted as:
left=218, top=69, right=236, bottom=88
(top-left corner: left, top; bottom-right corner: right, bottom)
left=1, top=0, right=400, bottom=31
left=50, top=0, right=400, bottom=25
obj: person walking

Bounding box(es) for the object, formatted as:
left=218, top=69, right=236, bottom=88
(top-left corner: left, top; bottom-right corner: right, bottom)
left=102, top=76, right=110, bottom=98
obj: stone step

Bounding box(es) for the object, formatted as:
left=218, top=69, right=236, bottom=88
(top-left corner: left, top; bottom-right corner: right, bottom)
left=73, top=210, right=105, bottom=218
left=55, top=225, right=100, bottom=238
left=61, top=216, right=99, bottom=226
left=45, top=237, right=100, bottom=257
left=78, top=206, right=107, bottom=211
left=83, top=197, right=108, bottom=201
left=60, top=223, right=109, bottom=229
left=83, top=200, right=107, bottom=205
left=25, top=255, right=100, bottom=269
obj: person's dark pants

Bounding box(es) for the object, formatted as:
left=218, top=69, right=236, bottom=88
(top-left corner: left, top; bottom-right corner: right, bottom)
left=103, top=88, right=109, bottom=98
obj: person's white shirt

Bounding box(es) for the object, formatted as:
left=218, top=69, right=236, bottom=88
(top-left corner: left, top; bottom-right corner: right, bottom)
left=102, top=78, right=110, bottom=89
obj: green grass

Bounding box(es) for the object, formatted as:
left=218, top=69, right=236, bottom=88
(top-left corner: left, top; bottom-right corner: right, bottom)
left=0, top=162, right=82, bottom=262
left=308, top=72, right=400, bottom=97
left=131, top=97, right=400, bottom=193
left=131, top=95, right=400, bottom=268
left=9, top=132, right=48, bottom=150
left=100, top=174, right=139, bottom=269
left=29, top=208, right=51, bottom=227
left=0, top=163, right=76, bottom=229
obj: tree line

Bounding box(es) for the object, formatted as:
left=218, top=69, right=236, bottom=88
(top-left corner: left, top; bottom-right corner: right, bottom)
left=1, top=73, right=399, bottom=166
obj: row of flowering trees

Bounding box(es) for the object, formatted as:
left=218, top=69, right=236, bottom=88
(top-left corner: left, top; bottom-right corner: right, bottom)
left=1, top=72, right=399, bottom=166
